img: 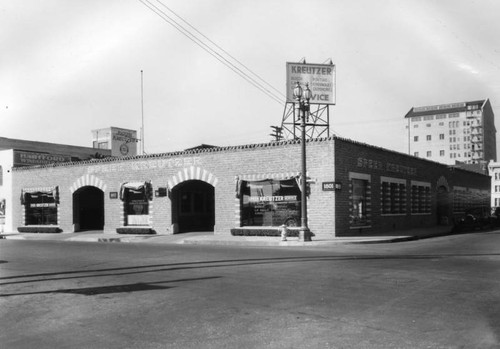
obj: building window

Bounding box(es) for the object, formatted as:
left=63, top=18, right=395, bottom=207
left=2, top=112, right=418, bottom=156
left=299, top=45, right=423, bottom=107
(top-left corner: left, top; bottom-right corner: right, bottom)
left=426, top=151, right=432, bottom=157
left=440, top=150, right=445, bottom=156
left=97, top=141, right=109, bottom=149
left=381, top=177, right=406, bottom=215
left=414, top=152, right=419, bottom=157
left=411, top=182, right=431, bottom=214
left=426, top=135, right=432, bottom=141
left=414, top=136, right=419, bottom=142
left=349, top=173, right=371, bottom=227
left=120, top=181, right=152, bottom=226
left=22, top=187, right=59, bottom=225
left=239, top=178, right=301, bottom=227
left=439, top=134, right=445, bottom=140
left=453, top=187, right=467, bottom=213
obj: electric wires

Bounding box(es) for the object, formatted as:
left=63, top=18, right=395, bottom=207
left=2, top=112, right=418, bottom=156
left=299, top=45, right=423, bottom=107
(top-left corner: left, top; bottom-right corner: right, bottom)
left=138, top=0, right=286, bottom=106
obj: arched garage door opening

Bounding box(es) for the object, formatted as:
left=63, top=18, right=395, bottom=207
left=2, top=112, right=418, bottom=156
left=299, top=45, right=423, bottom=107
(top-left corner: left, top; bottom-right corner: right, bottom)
left=73, top=186, right=104, bottom=231
left=171, top=180, right=215, bottom=233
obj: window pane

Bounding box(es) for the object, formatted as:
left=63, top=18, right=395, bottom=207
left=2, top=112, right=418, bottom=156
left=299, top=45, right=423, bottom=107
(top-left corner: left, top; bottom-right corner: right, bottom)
left=240, top=179, right=301, bottom=227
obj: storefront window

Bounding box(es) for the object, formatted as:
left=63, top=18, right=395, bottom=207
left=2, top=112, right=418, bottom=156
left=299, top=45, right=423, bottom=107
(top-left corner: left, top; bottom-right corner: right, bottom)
left=24, top=190, right=58, bottom=225
left=240, top=178, right=301, bottom=227
left=381, top=178, right=407, bottom=215
left=411, top=182, right=431, bottom=214
left=351, top=178, right=369, bottom=226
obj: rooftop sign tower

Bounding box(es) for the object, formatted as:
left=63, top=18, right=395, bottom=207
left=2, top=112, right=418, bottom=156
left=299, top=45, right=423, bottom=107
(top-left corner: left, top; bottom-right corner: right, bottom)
left=281, top=60, right=336, bottom=140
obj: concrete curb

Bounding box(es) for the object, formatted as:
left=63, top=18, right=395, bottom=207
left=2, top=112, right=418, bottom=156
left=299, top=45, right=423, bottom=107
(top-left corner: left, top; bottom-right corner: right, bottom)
left=0, top=232, right=435, bottom=246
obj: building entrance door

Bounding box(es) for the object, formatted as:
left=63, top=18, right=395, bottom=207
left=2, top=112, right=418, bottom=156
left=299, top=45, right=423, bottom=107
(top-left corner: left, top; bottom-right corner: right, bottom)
left=437, top=185, right=450, bottom=225
left=73, top=186, right=104, bottom=231
left=171, top=180, right=214, bottom=233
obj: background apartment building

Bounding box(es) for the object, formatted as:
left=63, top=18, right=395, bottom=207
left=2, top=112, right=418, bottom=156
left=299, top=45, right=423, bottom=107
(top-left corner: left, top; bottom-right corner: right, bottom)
left=405, top=99, right=496, bottom=166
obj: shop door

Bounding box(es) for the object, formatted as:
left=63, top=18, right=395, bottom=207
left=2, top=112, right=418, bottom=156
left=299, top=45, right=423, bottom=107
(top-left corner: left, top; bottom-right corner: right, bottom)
left=172, top=180, right=214, bottom=233
left=437, top=185, right=450, bottom=225
left=73, top=186, right=105, bottom=231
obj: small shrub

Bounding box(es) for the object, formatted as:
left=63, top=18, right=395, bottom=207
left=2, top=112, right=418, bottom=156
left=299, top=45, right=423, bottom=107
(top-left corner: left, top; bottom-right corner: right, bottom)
left=230, top=228, right=300, bottom=237
left=116, top=227, right=155, bottom=235
left=17, top=226, right=62, bottom=234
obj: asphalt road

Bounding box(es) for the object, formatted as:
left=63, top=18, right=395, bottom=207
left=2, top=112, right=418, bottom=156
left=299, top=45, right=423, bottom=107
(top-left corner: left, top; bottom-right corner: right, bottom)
left=1, top=231, right=499, bottom=349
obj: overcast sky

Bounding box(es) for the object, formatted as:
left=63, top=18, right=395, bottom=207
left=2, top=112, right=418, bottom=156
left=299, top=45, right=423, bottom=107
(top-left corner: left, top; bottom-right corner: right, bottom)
left=1, top=0, right=499, bottom=155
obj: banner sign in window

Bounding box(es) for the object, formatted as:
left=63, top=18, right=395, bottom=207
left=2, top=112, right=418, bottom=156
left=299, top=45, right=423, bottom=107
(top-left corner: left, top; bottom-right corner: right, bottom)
left=240, top=179, right=301, bottom=227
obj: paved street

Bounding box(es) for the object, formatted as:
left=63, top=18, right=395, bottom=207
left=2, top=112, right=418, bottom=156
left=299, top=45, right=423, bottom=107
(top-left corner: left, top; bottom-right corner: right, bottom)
left=1, top=231, right=499, bottom=349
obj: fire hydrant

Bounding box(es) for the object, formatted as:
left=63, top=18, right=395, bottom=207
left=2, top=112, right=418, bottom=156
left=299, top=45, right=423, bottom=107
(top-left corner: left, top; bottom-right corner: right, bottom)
left=280, top=224, right=288, bottom=241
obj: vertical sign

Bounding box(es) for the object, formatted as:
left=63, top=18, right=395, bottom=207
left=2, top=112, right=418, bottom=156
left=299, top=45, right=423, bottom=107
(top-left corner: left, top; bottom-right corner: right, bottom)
left=286, top=62, right=336, bottom=105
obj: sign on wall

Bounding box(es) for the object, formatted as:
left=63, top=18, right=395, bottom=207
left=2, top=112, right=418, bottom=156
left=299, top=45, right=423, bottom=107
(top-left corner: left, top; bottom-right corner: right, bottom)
left=111, top=129, right=138, bottom=157
left=13, top=151, right=72, bottom=167
left=286, top=62, right=336, bottom=105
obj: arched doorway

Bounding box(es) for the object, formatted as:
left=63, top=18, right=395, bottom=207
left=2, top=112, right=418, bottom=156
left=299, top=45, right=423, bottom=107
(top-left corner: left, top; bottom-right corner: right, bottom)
left=437, top=185, right=450, bottom=225
left=171, top=180, right=215, bottom=233
left=73, top=186, right=104, bottom=231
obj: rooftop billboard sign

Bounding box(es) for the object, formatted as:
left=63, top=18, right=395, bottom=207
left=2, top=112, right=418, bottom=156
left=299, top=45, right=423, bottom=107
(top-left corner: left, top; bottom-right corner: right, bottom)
left=286, top=62, right=336, bottom=105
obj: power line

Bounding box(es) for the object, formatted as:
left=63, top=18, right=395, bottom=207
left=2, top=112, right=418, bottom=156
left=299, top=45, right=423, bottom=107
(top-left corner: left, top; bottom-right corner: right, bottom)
left=154, top=0, right=286, bottom=100
left=138, top=0, right=285, bottom=106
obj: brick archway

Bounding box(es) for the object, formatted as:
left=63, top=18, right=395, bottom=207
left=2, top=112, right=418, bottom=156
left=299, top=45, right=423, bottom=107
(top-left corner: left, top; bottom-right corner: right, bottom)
left=70, top=174, right=107, bottom=193
left=167, top=166, right=218, bottom=189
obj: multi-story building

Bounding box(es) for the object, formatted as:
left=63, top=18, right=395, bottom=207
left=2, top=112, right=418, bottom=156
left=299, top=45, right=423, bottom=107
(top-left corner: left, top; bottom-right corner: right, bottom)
left=405, top=99, right=496, bottom=166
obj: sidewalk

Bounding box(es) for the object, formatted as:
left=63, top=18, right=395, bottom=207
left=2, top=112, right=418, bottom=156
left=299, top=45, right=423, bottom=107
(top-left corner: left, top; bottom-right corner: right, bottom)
left=0, top=226, right=454, bottom=246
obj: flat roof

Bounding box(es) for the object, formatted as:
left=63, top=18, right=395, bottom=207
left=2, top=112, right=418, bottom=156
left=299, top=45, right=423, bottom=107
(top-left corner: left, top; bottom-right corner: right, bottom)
left=404, top=100, right=486, bottom=118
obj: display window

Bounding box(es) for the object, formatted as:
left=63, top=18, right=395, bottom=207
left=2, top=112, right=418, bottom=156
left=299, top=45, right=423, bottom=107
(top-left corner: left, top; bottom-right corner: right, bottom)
left=381, top=177, right=407, bottom=215
left=22, top=187, right=59, bottom=225
left=349, top=173, right=371, bottom=228
left=120, top=181, right=152, bottom=226
left=411, top=181, right=431, bottom=214
left=239, top=178, right=301, bottom=227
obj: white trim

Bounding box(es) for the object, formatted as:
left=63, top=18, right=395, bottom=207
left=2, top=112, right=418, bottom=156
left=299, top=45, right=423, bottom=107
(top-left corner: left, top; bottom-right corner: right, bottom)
left=349, top=172, right=371, bottom=181
left=410, top=180, right=431, bottom=188
left=380, top=176, right=406, bottom=185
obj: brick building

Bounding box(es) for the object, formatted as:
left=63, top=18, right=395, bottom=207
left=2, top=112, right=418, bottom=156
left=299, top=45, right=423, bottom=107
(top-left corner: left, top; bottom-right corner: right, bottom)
left=9, top=137, right=491, bottom=238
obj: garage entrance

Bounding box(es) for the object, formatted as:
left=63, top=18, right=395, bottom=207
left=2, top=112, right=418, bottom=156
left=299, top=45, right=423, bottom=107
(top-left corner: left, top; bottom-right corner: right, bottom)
left=172, top=180, right=215, bottom=233
left=73, top=186, right=104, bottom=231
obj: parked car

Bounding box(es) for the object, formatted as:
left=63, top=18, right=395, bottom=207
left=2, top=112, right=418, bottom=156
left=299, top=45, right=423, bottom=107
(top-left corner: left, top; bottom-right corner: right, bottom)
left=453, top=206, right=493, bottom=232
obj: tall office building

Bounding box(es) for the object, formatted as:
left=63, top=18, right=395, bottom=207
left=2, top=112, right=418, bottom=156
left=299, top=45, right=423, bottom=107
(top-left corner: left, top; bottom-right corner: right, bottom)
left=405, top=99, right=496, bottom=165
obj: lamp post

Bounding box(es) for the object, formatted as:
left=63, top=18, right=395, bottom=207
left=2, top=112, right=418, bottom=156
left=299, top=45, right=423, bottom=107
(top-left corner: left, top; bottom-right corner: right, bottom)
left=293, top=81, right=312, bottom=242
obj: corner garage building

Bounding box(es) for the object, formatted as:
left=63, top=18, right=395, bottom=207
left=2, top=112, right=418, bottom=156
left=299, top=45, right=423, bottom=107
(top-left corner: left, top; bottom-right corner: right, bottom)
left=11, top=137, right=491, bottom=238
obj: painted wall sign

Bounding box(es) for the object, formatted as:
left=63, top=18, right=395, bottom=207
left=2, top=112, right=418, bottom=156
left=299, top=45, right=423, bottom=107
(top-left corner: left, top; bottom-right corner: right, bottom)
left=87, top=156, right=202, bottom=174
left=14, top=151, right=72, bottom=166
left=286, top=62, right=336, bottom=105
left=356, top=157, right=417, bottom=176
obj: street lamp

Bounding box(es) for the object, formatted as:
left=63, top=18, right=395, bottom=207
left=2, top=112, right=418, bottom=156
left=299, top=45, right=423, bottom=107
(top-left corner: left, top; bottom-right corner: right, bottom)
left=293, top=81, right=312, bottom=242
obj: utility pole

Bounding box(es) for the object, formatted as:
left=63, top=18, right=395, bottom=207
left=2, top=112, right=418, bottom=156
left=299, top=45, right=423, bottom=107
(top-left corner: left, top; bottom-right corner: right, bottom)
left=270, top=126, right=283, bottom=141
left=140, top=70, right=145, bottom=155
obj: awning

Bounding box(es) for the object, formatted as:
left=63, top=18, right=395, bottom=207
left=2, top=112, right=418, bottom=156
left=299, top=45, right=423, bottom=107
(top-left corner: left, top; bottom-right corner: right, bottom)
left=236, top=172, right=301, bottom=182
left=235, top=173, right=310, bottom=198
left=21, top=186, right=59, bottom=205
left=120, top=181, right=151, bottom=201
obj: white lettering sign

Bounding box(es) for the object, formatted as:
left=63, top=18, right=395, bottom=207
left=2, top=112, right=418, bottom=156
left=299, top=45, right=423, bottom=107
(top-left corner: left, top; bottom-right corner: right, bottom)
left=286, top=62, right=336, bottom=105
left=87, top=157, right=202, bottom=174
